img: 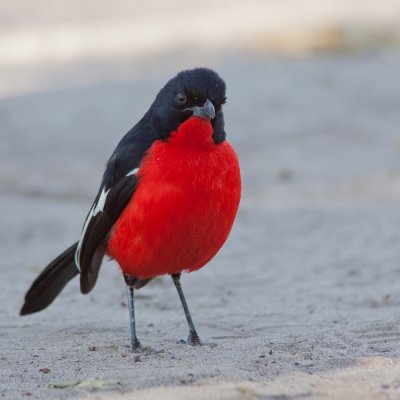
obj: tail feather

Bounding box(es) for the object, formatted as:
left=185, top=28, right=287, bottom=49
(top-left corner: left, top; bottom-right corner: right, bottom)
left=20, top=242, right=79, bottom=316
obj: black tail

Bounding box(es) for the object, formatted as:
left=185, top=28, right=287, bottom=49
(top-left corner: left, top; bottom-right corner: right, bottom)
left=20, top=242, right=79, bottom=316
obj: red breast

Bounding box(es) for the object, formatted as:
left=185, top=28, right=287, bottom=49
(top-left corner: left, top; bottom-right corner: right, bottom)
left=107, top=116, right=241, bottom=279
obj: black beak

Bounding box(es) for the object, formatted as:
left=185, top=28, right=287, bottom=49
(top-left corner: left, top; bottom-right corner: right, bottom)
left=191, top=99, right=216, bottom=120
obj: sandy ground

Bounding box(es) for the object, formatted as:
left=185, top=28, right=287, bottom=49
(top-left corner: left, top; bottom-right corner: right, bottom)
left=1, top=51, right=400, bottom=399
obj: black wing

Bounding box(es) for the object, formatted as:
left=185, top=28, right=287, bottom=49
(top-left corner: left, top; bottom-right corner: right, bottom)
left=76, top=122, right=157, bottom=294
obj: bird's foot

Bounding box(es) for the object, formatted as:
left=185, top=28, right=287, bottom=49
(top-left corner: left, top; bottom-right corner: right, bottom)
left=188, top=331, right=201, bottom=346
left=177, top=331, right=217, bottom=348
left=130, top=338, right=142, bottom=352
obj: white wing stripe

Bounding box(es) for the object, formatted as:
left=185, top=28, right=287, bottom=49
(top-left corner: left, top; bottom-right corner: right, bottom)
left=75, top=187, right=110, bottom=270
left=126, top=167, right=139, bottom=177
left=93, top=187, right=110, bottom=215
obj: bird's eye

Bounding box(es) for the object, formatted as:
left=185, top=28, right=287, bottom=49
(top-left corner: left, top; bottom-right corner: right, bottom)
left=175, top=92, right=187, bottom=105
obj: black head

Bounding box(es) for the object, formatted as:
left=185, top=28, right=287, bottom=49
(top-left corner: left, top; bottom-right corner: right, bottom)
left=148, top=68, right=227, bottom=144
left=104, top=68, right=227, bottom=186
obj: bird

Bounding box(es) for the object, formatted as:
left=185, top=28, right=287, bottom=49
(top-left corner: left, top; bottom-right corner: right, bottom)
left=20, top=67, right=241, bottom=350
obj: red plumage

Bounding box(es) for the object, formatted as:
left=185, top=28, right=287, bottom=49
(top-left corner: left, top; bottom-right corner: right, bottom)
left=107, top=116, right=241, bottom=279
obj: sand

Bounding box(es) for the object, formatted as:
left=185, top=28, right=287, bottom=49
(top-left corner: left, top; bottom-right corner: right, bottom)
left=1, top=52, right=400, bottom=399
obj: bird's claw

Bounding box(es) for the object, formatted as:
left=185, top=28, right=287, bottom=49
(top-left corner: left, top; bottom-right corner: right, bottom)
left=177, top=331, right=217, bottom=348
left=131, top=338, right=141, bottom=352
left=188, top=331, right=201, bottom=346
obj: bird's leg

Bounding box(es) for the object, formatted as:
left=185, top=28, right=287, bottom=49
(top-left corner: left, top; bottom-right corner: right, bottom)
left=171, top=273, right=201, bottom=345
left=124, top=275, right=141, bottom=351
left=126, top=285, right=141, bottom=350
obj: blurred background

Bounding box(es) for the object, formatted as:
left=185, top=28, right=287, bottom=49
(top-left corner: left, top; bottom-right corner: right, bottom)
left=2, top=1, right=400, bottom=397
left=1, top=0, right=400, bottom=202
